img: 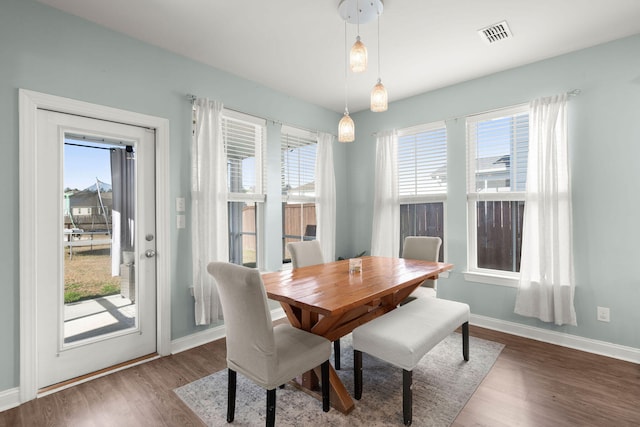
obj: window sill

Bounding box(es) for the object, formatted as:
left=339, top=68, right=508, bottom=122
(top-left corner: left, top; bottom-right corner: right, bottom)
left=463, top=271, right=518, bottom=288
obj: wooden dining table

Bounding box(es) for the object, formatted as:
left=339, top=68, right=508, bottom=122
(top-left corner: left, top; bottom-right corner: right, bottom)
left=261, top=255, right=453, bottom=414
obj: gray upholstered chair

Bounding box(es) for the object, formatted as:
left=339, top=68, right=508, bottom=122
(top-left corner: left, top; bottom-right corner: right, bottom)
left=402, top=236, right=442, bottom=299
left=286, top=240, right=342, bottom=370
left=207, top=262, right=331, bottom=426
left=287, top=240, right=324, bottom=269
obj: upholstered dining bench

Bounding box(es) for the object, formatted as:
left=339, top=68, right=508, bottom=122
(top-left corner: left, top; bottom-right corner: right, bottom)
left=352, top=297, right=470, bottom=425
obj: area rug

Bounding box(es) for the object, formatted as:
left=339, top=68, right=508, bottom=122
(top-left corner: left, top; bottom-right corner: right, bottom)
left=174, top=333, right=504, bottom=426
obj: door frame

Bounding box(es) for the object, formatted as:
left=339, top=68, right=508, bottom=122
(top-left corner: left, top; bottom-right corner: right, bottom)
left=19, top=89, right=171, bottom=402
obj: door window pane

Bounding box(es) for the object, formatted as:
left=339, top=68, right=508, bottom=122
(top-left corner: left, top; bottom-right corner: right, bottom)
left=63, top=139, right=137, bottom=344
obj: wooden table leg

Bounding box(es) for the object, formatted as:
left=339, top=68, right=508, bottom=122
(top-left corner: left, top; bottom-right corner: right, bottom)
left=327, top=364, right=355, bottom=414
left=280, top=303, right=355, bottom=414
left=299, top=310, right=320, bottom=390
left=301, top=365, right=354, bottom=414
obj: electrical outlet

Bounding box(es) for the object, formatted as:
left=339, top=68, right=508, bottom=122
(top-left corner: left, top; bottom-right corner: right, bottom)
left=177, top=214, right=185, bottom=229
left=597, top=306, right=610, bottom=322
left=176, top=197, right=185, bottom=212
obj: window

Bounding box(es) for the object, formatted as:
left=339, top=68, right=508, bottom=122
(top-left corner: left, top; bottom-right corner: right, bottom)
left=228, top=201, right=258, bottom=267
left=397, top=122, right=447, bottom=260
left=222, top=110, right=266, bottom=267
left=281, top=125, right=317, bottom=263
left=466, top=104, right=529, bottom=280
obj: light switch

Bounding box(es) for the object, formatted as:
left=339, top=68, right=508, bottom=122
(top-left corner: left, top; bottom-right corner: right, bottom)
left=176, top=197, right=185, bottom=212
left=177, top=214, right=185, bottom=229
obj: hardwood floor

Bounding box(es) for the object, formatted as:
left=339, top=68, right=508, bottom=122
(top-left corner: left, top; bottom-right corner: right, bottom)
left=1, top=325, right=638, bottom=426
left=453, top=328, right=640, bottom=427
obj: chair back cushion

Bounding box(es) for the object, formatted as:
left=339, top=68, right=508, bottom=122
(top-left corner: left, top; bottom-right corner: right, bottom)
left=402, top=236, right=442, bottom=288
left=287, top=240, right=324, bottom=269
left=207, top=262, right=276, bottom=384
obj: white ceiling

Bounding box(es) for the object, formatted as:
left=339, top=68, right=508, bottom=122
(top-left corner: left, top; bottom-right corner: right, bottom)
left=37, top=0, right=640, bottom=113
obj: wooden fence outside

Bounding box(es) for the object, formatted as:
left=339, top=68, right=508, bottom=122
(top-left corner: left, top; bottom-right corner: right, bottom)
left=240, top=203, right=316, bottom=258
left=476, top=200, right=524, bottom=272
left=400, top=202, right=445, bottom=261
left=243, top=200, right=523, bottom=271
left=240, top=205, right=257, bottom=252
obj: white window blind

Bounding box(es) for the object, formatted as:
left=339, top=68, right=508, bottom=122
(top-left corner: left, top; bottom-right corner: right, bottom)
left=397, top=121, right=447, bottom=199
left=466, top=105, right=529, bottom=195
left=281, top=125, right=317, bottom=201
left=222, top=110, right=266, bottom=200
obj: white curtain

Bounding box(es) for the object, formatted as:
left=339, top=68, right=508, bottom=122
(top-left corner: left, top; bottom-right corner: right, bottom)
left=371, top=130, right=399, bottom=257
left=315, top=132, right=336, bottom=262
left=514, top=93, right=576, bottom=326
left=192, top=98, right=228, bottom=325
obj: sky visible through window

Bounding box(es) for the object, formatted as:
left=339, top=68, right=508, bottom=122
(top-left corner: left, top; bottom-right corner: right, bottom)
left=477, top=117, right=511, bottom=158
left=474, top=114, right=529, bottom=192
left=64, top=140, right=112, bottom=190
left=282, top=144, right=316, bottom=191
left=241, top=157, right=255, bottom=191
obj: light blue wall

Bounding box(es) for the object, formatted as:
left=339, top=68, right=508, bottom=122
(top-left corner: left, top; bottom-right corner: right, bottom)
left=2, top=0, right=639, bottom=397
left=347, top=34, right=640, bottom=349
left=0, top=0, right=345, bottom=391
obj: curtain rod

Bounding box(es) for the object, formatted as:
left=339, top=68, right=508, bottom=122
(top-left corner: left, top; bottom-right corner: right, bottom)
left=186, top=94, right=338, bottom=139
left=372, top=89, right=582, bottom=137
left=445, top=89, right=581, bottom=123
left=187, top=93, right=283, bottom=125
left=64, top=142, right=114, bottom=151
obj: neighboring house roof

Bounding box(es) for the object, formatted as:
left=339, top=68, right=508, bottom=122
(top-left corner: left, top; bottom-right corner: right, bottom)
left=476, top=155, right=510, bottom=172
left=68, top=190, right=112, bottom=208
left=66, top=181, right=113, bottom=209
left=432, top=155, right=510, bottom=182
left=283, top=181, right=315, bottom=197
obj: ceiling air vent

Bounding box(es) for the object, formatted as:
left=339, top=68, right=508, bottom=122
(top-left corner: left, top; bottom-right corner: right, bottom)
left=478, top=20, right=512, bottom=44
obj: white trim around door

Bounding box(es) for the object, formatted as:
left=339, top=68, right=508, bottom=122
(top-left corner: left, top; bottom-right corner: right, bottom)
left=18, top=89, right=171, bottom=403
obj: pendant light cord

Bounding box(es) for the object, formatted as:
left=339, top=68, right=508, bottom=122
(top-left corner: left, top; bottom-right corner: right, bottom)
left=356, top=0, right=360, bottom=37
left=344, top=21, right=349, bottom=114
left=377, top=13, right=381, bottom=80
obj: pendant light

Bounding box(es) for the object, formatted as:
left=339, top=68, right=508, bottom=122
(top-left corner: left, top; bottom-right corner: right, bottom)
left=339, top=22, right=355, bottom=143
left=349, top=0, right=367, bottom=73
left=370, top=13, right=388, bottom=112
left=338, top=109, right=355, bottom=143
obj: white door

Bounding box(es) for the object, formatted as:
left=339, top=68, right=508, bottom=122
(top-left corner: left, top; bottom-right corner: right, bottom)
left=35, top=109, right=157, bottom=388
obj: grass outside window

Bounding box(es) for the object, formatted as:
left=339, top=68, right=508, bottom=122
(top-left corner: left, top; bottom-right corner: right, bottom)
left=64, top=244, right=120, bottom=303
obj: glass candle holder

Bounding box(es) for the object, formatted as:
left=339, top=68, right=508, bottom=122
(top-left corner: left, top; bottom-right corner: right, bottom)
left=349, top=258, right=362, bottom=274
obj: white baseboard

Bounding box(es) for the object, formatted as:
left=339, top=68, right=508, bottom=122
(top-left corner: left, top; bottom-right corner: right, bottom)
left=270, top=307, right=286, bottom=321
left=169, top=309, right=640, bottom=364
left=4, top=309, right=635, bottom=413
left=170, top=324, right=227, bottom=354
left=170, top=307, right=287, bottom=354
left=0, top=387, right=20, bottom=413
left=0, top=308, right=313, bottom=413
left=471, top=314, right=640, bottom=364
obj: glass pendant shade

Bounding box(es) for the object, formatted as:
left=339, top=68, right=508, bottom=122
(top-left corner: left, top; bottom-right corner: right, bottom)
left=350, top=36, right=367, bottom=73
left=338, top=111, right=355, bottom=142
left=370, top=79, right=388, bottom=112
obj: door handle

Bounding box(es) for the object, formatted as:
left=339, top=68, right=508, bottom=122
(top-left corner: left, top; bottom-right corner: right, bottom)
left=145, top=249, right=156, bottom=258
